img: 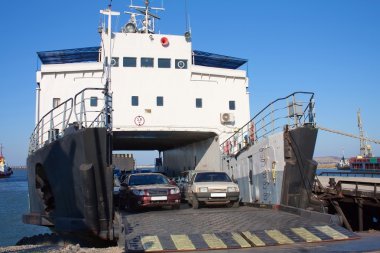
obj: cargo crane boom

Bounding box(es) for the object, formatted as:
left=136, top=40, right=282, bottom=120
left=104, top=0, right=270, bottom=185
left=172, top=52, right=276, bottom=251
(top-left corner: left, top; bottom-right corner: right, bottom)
left=317, top=126, right=380, bottom=145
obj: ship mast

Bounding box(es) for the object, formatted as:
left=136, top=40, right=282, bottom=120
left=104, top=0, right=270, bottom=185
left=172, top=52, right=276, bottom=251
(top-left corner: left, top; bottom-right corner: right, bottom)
left=100, top=4, right=120, bottom=131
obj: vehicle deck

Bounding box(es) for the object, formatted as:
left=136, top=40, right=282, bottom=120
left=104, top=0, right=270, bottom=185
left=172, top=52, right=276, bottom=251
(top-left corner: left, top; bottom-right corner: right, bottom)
left=118, top=204, right=358, bottom=252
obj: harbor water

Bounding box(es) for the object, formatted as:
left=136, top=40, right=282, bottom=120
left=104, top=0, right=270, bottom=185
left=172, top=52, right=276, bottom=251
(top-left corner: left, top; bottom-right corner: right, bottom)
left=0, top=169, right=49, bottom=246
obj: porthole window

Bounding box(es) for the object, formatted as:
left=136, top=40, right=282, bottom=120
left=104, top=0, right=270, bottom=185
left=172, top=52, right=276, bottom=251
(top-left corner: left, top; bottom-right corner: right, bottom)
left=175, top=59, right=188, bottom=69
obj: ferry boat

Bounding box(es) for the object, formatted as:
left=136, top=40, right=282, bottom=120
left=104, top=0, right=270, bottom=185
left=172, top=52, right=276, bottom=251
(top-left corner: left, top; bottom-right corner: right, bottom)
left=0, top=146, right=13, bottom=178
left=23, top=1, right=319, bottom=242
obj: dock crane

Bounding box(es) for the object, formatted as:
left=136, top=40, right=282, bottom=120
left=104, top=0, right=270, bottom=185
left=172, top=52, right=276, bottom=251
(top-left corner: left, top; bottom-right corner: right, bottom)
left=317, top=109, right=380, bottom=157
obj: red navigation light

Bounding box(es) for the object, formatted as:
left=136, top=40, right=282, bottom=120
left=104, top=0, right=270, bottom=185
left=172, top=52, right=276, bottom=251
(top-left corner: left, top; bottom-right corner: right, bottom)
left=161, top=37, right=169, bottom=47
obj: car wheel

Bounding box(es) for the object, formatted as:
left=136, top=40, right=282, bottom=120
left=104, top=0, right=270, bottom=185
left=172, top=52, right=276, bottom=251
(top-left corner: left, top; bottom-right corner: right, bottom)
left=228, top=201, right=239, bottom=208
left=192, top=196, right=199, bottom=209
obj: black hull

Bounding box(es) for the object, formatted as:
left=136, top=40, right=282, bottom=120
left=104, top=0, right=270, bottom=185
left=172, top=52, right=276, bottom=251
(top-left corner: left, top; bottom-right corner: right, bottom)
left=23, top=127, right=114, bottom=240
left=281, top=125, right=319, bottom=210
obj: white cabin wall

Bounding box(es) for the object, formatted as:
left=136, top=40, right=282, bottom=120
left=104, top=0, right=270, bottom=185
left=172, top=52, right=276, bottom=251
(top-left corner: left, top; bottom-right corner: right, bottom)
left=37, top=63, right=103, bottom=123
left=105, top=32, right=250, bottom=142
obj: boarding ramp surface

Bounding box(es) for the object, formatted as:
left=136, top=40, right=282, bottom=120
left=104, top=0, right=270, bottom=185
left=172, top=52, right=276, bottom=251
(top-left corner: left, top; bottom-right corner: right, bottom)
left=119, top=205, right=358, bottom=252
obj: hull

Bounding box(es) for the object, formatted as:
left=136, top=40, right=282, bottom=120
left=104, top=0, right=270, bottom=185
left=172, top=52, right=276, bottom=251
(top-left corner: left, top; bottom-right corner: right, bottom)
left=222, top=125, right=319, bottom=210
left=23, top=127, right=114, bottom=240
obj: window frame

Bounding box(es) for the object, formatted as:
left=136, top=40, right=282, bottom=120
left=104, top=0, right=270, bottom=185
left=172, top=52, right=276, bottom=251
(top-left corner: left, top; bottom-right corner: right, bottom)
left=123, top=57, right=137, bottom=67
left=131, top=96, right=139, bottom=106
left=158, top=58, right=171, bottom=68
left=141, top=57, right=154, bottom=68
left=229, top=100, right=236, bottom=110
left=196, top=98, right=202, bottom=108
left=156, top=96, right=164, bottom=106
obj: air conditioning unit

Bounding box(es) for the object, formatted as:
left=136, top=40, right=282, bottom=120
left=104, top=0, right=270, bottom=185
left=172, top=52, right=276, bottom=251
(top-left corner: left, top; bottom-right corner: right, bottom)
left=220, top=113, right=235, bottom=124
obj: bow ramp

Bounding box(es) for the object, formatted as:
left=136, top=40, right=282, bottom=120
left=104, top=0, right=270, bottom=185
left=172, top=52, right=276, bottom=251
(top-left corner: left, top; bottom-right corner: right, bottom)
left=118, top=206, right=358, bottom=252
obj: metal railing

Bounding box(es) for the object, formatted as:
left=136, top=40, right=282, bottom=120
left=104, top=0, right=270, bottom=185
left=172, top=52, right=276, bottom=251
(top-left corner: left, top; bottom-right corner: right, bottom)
left=29, top=88, right=109, bottom=154
left=220, top=92, right=316, bottom=156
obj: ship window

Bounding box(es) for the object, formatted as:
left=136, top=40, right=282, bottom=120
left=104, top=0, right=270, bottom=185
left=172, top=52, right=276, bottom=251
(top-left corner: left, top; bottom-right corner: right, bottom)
left=111, top=57, right=119, bottom=67
left=123, top=57, right=137, bottom=67
left=141, top=57, right=154, bottom=68
left=157, top=96, right=164, bottom=106
left=229, top=101, right=236, bottom=110
left=90, top=97, right=98, bottom=107
left=196, top=98, right=202, bottom=108
left=105, top=57, right=119, bottom=67
left=158, top=58, right=171, bottom=68
left=175, top=59, right=188, bottom=69
left=53, top=98, right=60, bottom=108
left=132, top=96, right=139, bottom=106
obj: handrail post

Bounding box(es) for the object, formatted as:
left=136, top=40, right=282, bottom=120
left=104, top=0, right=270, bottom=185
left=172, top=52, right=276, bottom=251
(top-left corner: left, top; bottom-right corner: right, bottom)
left=62, top=102, right=67, bottom=132
left=79, top=92, right=85, bottom=128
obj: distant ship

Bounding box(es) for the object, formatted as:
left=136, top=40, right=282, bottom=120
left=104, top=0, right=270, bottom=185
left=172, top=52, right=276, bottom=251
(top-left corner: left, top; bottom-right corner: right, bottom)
left=349, top=156, right=380, bottom=171
left=336, top=155, right=350, bottom=170
left=0, top=146, right=13, bottom=178
left=336, top=110, right=380, bottom=171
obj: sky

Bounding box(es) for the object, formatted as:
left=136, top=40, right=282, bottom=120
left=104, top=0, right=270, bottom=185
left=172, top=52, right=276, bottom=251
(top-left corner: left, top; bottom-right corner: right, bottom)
left=0, top=0, right=379, bottom=165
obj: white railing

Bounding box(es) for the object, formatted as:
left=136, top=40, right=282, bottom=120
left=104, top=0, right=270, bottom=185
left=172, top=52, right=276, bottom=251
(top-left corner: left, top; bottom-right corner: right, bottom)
left=220, top=92, right=316, bottom=156
left=29, top=88, right=110, bottom=154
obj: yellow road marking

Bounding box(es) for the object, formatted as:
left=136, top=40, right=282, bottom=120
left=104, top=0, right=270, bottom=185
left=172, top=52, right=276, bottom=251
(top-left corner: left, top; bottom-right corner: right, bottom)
left=141, top=235, right=163, bottom=251
left=315, top=225, right=349, bottom=240
left=202, top=234, right=227, bottom=249
left=265, top=229, right=294, bottom=244
left=242, top=231, right=266, bottom=246
left=232, top=232, right=251, bottom=248
left=291, top=227, right=322, bottom=242
left=171, top=234, right=196, bottom=250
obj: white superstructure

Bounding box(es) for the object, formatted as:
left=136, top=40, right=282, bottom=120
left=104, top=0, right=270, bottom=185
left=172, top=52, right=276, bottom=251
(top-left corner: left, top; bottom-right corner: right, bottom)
left=33, top=1, right=250, bottom=174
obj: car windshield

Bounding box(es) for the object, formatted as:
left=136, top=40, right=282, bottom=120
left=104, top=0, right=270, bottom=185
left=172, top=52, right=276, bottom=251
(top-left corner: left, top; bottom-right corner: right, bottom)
left=128, top=174, right=169, bottom=186
left=194, top=172, right=232, bottom=183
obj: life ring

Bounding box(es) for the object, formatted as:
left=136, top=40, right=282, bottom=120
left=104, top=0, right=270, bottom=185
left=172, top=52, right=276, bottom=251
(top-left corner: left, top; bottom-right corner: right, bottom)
left=249, top=122, right=255, bottom=143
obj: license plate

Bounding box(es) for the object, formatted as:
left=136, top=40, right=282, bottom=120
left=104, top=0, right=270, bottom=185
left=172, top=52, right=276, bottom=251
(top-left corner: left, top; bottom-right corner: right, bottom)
left=151, top=196, right=167, bottom=201
left=211, top=193, right=226, bottom=197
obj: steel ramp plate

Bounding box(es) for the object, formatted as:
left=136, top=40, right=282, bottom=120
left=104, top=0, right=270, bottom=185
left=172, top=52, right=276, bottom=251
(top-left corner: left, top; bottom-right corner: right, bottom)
left=125, top=224, right=359, bottom=252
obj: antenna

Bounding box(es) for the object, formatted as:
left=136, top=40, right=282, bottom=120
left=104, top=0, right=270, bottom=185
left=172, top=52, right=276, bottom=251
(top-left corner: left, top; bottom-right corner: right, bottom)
left=127, top=0, right=164, bottom=33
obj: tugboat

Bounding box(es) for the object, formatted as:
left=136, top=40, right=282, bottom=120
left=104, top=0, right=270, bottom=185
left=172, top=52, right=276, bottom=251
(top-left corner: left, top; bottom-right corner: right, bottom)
left=336, top=150, right=350, bottom=170
left=23, top=0, right=320, bottom=244
left=0, top=145, right=13, bottom=178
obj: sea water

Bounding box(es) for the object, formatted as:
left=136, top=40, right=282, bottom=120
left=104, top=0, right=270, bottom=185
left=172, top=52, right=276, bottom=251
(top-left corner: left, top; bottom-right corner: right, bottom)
left=0, top=169, right=49, bottom=246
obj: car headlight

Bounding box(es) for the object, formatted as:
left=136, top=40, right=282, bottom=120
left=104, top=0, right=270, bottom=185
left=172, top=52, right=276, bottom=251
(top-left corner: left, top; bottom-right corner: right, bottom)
left=199, top=187, right=208, bottom=193
left=132, top=189, right=145, bottom=196
left=170, top=188, right=180, bottom=194
left=227, top=187, right=238, bottom=192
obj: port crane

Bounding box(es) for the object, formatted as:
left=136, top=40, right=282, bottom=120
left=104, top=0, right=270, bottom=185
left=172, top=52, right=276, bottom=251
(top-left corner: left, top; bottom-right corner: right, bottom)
left=317, top=109, right=380, bottom=156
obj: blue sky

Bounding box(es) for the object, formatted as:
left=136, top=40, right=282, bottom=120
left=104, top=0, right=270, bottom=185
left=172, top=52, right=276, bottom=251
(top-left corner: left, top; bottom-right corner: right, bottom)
left=0, top=0, right=379, bottom=165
